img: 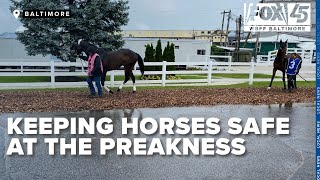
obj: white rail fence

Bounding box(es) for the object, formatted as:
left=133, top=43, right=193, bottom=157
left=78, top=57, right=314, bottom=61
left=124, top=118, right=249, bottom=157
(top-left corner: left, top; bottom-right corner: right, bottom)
left=0, top=60, right=315, bottom=89
left=257, top=48, right=316, bottom=63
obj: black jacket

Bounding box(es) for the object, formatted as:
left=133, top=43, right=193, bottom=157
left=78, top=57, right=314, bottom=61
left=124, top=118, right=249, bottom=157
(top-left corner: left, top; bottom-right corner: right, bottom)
left=92, top=55, right=103, bottom=77
left=79, top=54, right=103, bottom=77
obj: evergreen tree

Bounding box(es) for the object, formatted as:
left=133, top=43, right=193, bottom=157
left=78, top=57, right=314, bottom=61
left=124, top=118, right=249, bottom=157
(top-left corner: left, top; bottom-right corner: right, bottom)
left=155, top=39, right=162, bottom=71
left=169, top=43, right=176, bottom=71
left=144, top=43, right=155, bottom=71
left=150, top=43, right=156, bottom=71
left=144, top=44, right=150, bottom=61
left=150, top=43, right=155, bottom=62
left=144, top=44, right=151, bottom=71
left=10, top=0, right=129, bottom=62
left=163, top=42, right=172, bottom=71
left=162, top=42, right=169, bottom=61
left=170, top=43, right=175, bottom=61
left=211, top=45, right=224, bottom=55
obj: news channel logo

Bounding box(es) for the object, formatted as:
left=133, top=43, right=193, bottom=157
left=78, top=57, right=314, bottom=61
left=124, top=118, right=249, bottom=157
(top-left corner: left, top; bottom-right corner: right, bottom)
left=243, top=3, right=311, bottom=32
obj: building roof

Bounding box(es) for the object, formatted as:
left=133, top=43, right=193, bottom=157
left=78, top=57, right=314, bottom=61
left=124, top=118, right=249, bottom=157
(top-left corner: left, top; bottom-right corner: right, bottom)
left=216, top=46, right=253, bottom=52
left=297, top=42, right=316, bottom=50
left=240, top=34, right=315, bottom=43
left=123, top=37, right=211, bottom=43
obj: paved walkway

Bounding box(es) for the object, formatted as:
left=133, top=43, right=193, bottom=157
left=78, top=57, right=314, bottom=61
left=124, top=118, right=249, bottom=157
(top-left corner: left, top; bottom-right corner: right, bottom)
left=0, top=103, right=315, bottom=179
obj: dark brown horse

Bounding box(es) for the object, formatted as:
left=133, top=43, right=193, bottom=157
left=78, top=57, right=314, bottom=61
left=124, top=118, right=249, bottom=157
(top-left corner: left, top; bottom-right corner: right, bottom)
left=73, top=40, right=144, bottom=93
left=268, top=40, right=288, bottom=90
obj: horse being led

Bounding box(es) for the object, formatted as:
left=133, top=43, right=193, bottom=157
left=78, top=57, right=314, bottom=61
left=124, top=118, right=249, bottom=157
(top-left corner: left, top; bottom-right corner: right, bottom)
left=73, top=40, right=144, bottom=93
left=268, top=40, right=287, bottom=90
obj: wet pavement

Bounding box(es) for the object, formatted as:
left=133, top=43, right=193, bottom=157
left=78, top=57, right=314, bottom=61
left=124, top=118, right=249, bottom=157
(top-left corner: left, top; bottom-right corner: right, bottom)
left=0, top=103, right=315, bottom=180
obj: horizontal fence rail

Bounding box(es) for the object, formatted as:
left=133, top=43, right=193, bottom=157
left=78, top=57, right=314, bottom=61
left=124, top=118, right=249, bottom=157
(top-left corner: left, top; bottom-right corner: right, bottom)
left=0, top=60, right=315, bottom=89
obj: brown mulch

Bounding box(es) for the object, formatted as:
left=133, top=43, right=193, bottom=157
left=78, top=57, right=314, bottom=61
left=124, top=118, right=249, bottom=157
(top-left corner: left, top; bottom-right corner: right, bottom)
left=0, top=87, right=315, bottom=113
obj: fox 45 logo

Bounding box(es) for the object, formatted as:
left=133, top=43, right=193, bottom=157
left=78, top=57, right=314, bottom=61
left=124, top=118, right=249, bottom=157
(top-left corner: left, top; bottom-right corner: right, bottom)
left=244, top=3, right=311, bottom=32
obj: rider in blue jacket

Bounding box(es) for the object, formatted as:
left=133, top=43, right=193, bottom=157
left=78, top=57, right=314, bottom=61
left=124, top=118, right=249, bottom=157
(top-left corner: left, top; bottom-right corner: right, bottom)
left=286, top=54, right=302, bottom=92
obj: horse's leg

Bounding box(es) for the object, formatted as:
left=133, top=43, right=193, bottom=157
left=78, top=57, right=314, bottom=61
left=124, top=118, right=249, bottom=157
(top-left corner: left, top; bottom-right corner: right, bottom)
left=117, top=70, right=130, bottom=92
left=129, top=71, right=136, bottom=93
left=288, top=75, right=294, bottom=92
left=268, top=68, right=277, bottom=90
left=282, top=70, right=286, bottom=89
left=101, top=71, right=114, bottom=94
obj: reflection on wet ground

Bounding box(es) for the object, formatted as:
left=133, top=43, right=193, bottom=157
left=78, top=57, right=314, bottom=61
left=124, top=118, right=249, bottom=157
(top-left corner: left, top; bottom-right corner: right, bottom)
left=0, top=103, right=315, bottom=180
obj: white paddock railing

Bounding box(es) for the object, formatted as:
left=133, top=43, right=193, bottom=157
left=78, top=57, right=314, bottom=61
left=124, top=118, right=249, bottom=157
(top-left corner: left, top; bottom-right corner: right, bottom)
left=187, top=55, right=233, bottom=70
left=0, top=61, right=315, bottom=89
left=260, top=48, right=316, bottom=63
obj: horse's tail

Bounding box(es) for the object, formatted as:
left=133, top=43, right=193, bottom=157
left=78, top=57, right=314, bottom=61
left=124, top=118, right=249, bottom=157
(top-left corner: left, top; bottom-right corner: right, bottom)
left=136, top=53, right=144, bottom=75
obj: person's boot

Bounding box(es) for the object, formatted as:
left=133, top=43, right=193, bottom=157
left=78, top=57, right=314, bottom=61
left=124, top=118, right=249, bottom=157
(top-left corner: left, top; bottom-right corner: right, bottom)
left=88, top=93, right=96, bottom=98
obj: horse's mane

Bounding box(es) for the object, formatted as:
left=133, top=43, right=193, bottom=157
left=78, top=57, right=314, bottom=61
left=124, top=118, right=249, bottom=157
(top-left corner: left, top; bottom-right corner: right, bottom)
left=102, top=48, right=112, bottom=52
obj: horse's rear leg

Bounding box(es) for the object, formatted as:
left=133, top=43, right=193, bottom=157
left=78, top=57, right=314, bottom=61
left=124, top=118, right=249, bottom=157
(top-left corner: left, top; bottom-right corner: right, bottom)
left=268, top=68, right=277, bottom=90
left=102, top=71, right=114, bottom=94
left=282, top=71, right=286, bottom=89
left=129, top=71, right=136, bottom=92
left=117, top=71, right=130, bottom=92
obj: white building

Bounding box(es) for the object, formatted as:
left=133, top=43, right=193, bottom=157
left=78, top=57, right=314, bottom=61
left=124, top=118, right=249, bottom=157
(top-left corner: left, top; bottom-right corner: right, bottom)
left=0, top=33, right=211, bottom=63
left=0, top=33, right=54, bottom=61
left=123, top=38, right=211, bottom=63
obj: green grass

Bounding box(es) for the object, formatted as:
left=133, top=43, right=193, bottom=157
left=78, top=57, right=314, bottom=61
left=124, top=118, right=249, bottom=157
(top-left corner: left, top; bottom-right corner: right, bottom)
left=0, top=74, right=303, bottom=83
left=178, top=74, right=278, bottom=79
left=73, top=76, right=127, bottom=81
left=212, top=73, right=280, bottom=79
left=0, top=76, right=51, bottom=83
left=0, top=76, right=127, bottom=83
left=213, top=81, right=315, bottom=88
left=0, top=81, right=315, bottom=92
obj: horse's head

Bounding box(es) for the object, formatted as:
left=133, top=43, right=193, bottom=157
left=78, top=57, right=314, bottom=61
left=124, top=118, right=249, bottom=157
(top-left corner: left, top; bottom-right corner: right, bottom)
left=71, top=39, right=92, bottom=56
left=70, top=42, right=77, bottom=50
left=70, top=40, right=83, bottom=55
left=279, top=40, right=288, bottom=54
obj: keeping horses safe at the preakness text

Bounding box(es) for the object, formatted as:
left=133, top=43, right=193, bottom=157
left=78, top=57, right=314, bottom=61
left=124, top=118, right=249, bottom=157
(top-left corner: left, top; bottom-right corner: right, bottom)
left=5, top=117, right=290, bottom=156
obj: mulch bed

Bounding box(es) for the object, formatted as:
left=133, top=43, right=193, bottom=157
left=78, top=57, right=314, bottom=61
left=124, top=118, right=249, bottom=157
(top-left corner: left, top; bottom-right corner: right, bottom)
left=0, top=87, right=315, bottom=113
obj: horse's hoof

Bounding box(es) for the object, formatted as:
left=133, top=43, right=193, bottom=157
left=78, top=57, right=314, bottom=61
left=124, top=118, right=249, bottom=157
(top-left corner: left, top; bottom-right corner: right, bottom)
left=109, top=90, right=114, bottom=94
left=133, top=91, right=136, bottom=93
left=117, top=89, right=121, bottom=92
left=267, top=87, right=271, bottom=90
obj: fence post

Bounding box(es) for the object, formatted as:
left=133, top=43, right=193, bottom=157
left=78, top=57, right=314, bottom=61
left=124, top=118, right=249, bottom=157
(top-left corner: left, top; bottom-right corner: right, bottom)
left=228, top=56, right=232, bottom=71
left=80, top=58, right=84, bottom=72
left=205, top=56, right=209, bottom=69
left=267, top=51, right=271, bottom=62
left=207, top=61, right=212, bottom=85
left=249, top=61, right=254, bottom=85
left=162, top=61, right=167, bottom=87
left=110, top=71, right=115, bottom=87
left=50, top=61, right=55, bottom=88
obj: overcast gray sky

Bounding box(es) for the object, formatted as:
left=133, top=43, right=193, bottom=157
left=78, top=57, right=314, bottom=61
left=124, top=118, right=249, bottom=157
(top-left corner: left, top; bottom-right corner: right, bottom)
left=0, top=0, right=259, bottom=33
